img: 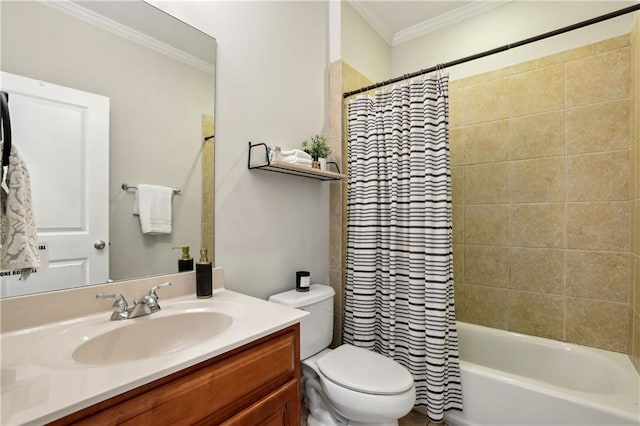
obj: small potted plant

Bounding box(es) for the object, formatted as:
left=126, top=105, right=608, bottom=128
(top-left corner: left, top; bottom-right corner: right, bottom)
left=302, top=134, right=330, bottom=170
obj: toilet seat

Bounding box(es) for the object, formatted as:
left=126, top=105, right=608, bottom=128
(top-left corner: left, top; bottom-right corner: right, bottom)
left=316, top=344, right=414, bottom=395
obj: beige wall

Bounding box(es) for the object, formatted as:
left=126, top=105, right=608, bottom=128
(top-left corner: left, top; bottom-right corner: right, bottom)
left=341, top=2, right=391, bottom=84
left=151, top=1, right=330, bottom=301
left=630, top=17, right=640, bottom=372
left=1, top=2, right=213, bottom=282
left=392, top=1, right=635, bottom=81
left=450, top=35, right=631, bottom=353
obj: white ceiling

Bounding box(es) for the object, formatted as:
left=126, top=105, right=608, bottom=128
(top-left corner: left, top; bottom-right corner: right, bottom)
left=348, top=0, right=511, bottom=45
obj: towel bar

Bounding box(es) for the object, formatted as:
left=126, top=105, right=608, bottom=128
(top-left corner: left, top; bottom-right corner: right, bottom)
left=121, top=183, right=181, bottom=195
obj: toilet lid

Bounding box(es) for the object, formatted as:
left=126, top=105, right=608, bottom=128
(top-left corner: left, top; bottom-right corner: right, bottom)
left=316, top=344, right=414, bottom=395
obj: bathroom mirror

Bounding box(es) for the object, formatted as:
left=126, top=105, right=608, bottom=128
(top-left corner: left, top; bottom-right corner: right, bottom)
left=0, top=0, right=216, bottom=297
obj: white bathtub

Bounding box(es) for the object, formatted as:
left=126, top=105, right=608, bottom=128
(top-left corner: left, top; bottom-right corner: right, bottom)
left=443, top=322, right=640, bottom=426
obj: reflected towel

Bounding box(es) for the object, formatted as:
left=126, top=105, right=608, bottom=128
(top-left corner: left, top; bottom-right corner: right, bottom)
left=133, top=184, right=173, bottom=234
left=0, top=143, right=40, bottom=273
left=280, top=149, right=311, bottom=160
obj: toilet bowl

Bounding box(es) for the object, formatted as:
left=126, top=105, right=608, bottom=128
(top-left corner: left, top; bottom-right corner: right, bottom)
left=305, top=345, right=416, bottom=425
left=268, top=284, right=416, bottom=426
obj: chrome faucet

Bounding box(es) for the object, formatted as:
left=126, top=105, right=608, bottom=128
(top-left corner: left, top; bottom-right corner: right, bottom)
left=96, top=282, right=172, bottom=320
left=129, top=282, right=171, bottom=318
left=96, top=292, right=130, bottom=320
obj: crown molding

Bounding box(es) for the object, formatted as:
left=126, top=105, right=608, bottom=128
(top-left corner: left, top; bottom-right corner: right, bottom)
left=393, top=1, right=511, bottom=46
left=347, top=0, right=395, bottom=45
left=39, top=0, right=214, bottom=75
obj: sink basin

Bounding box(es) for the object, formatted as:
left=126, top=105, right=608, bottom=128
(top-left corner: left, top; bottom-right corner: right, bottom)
left=71, top=311, right=232, bottom=365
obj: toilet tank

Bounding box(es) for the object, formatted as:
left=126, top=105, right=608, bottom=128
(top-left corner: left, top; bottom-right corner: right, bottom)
left=268, top=284, right=335, bottom=359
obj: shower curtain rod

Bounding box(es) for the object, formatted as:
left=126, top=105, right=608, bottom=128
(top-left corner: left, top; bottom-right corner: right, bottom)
left=343, top=3, right=640, bottom=98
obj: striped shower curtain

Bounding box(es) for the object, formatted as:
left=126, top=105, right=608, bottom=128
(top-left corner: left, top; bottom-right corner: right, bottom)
left=344, top=73, right=462, bottom=422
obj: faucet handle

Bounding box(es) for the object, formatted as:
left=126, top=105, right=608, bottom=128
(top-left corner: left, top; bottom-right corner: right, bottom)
left=97, top=292, right=130, bottom=320
left=96, top=292, right=128, bottom=310
left=148, top=281, right=171, bottom=299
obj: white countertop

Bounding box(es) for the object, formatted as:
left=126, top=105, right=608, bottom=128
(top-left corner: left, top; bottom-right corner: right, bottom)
left=0, top=289, right=307, bottom=425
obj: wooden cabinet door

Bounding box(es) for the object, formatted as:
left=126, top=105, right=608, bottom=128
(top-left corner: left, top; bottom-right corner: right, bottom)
left=220, top=380, right=299, bottom=426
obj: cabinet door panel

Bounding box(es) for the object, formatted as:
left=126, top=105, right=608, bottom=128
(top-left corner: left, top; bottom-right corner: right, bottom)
left=220, top=380, right=299, bottom=426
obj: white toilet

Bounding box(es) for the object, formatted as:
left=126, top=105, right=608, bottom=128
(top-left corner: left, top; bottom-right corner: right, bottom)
left=269, top=284, right=416, bottom=426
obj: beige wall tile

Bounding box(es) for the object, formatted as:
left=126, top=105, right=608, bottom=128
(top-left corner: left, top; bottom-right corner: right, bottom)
left=595, top=35, right=630, bottom=53
left=510, top=157, right=565, bottom=203
left=464, top=245, right=509, bottom=288
left=566, top=48, right=630, bottom=107
left=509, top=110, right=565, bottom=160
left=453, top=244, right=464, bottom=284
left=633, top=255, right=639, bottom=310
left=454, top=284, right=465, bottom=320
left=508, top=64, right=564, bottom=116
left=632, top=310, right=640, bottom=373
left=567, top=151, right=630, bottom=201
left=449, top=88, right=464, bottom=129
left=453, top=205, right=464, bottom=244
left=342, top=62, right=372, bottom=93
left=631, top=90, right=637, bottom=145
left=463, top=78, right=510, bottom=125
left=464, top=163, right=509, bottom=204
left=636, top=146, right=640, bottom=198
left=452, top=166, right=464, bottom=206
left=465, top=121, right=509, bottom=164
left=566, top=251, right=630, bottom=303
left=631, top=145, right=637, bottom=201
left=329, top=67, right=343, bottom=142
left=465, top=205, right=509, bottom=245
left=450, top=127, right=465, bottom=166
left=633, top=199, right=638, bottom=254
left=627, top=308, right=635, bottom=358
left=454, top=61, right=534, bottom=88
left=464, top=285, right=509, bottom=329
left=567, top=202, right=630, bottom=251
left=510, top=203, right=565, bottom=248
left=329, top=226, right=341, bottom=271
left=330, top=182, right=342, bottom=227
left=329, top=270, right=343, bottom=337
left=534, top=45, right=594, bottom=69
left=566, top=100, right=630, bottom=154
left=637, top=89, right=640, bottom=145
left=509, top=291, right=564, bottom=340
left=566, top=298, right=629, bottom=353
left=510, top=247, right=564, bottom=294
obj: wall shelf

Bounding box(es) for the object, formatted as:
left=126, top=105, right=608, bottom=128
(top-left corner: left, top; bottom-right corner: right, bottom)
left=248, top=142, right=345, bottom=181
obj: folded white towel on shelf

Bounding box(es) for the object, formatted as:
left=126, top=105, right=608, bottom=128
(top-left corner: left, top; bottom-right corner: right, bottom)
left=281, top=156, right=312, bottom=165
left=133, top=184, right=173, bottom=235
left=280, top=149, right=311, bottom=160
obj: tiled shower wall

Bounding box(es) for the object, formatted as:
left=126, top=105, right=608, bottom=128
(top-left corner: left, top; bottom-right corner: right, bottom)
left=334, top=35, right=635, bottom=356
left=328, top=60, right=373, bottom=348
left=630, top=19, right=640, bottom=372
left=450, top=34, right=632, bottom=353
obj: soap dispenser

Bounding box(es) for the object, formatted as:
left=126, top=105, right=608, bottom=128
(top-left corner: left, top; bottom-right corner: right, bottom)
left=173, top=246, right=193, bottom=272
left=196, top=248, right=213, bottom=298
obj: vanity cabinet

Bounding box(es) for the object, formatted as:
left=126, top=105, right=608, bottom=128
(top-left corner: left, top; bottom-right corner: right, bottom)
left=50, top=324, right=300, bottom=426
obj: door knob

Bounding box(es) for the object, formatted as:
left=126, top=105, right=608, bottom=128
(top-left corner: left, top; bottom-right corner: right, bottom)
left=94, top=240, right=106, bottom=250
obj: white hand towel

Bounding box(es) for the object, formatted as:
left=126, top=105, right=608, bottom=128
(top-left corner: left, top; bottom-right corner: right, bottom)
left=280, top=149, right=311, bottom=160
left=133, top=184, right=173, bottom=234
left=281, top=157, right=312, bottom=165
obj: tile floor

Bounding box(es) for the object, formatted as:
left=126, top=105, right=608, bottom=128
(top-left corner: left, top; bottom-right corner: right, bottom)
left=300, top=408, right=444, bottom=426
left=399, top=410, right=445, bottom=426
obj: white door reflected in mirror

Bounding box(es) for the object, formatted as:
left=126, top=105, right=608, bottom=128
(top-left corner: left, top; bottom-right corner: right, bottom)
left=0, top=72, right=109, bottom=297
